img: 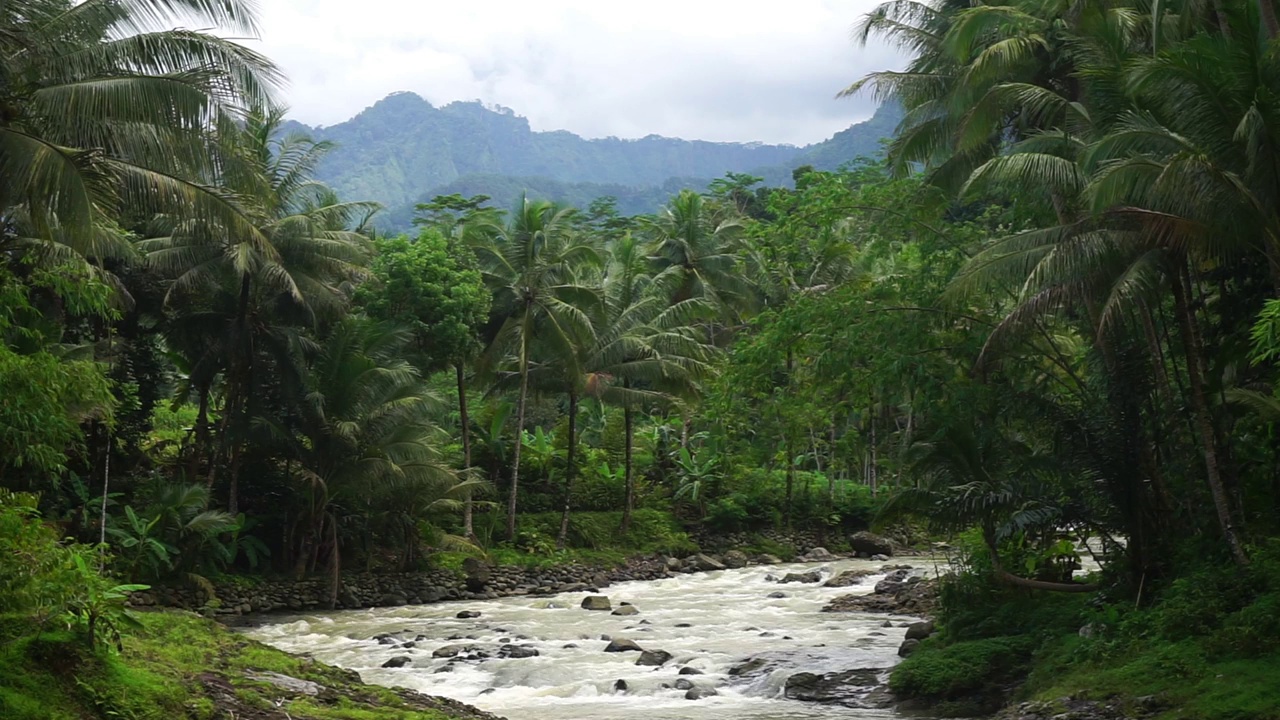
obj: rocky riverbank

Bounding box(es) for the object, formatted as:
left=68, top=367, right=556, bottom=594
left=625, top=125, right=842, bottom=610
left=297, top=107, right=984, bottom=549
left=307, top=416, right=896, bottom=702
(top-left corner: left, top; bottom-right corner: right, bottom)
left=129, top=536, right=918, bottom=620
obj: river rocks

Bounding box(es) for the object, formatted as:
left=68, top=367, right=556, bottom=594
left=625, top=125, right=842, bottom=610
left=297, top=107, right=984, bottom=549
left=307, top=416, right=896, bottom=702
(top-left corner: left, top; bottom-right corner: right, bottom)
left=905, top=620, right=936, bottom=640
left=780, top=571, right=823, bottom=584
left=612, top=605, right=640, bottom=616
left=337, top=586, right=362, bottom=609
left=636, top=649, right=672, bottom=666
left=678, top=666, right=704, bottom=675
left=685, top=686, right=718, bottom=700
left=849, top=531, right=894, bottom=557
left=374, top=634, right=397, bottom=645
left=687, top=554, right=726, bottom=572
left=381, top=656, right=412, bottom=668
left=592, top=572, right=611, bottom=588
left=613, top=679, right=628, bottom=693
left=784, top=668, right=894, bottom=708
left=721, top=549, right=749, bottom=568
left=768, top=591, right=787, bottom=598
left=729, top=657, right=769, bottom=676
left=897, top=638, right=920, bottom=657
left=756, top=554, right=783, bottom=564
left=874, top=569, right=916, bottom=594
left=604, top=638, right=643, bottom=652
left=380, top=593, right=408, bottom=607
left=870, top=553, right=890, bottom=562
left=498, top=644, right=539, bottom=659
left=824, top=569, right=875, bottom=587
left=456, top=610, right=481, bottom=619
left=665, top=556, right=682, bottom=571
left=581, top=595, right=612, bottom=611
left=674, top=678, right=694, bottom=690
left=824, top=576, right=939, bottom=616
left=797, top=547, right=836, bottom=562
left=995, top=697, right=1156, bottom=720
left=462, top=558, right=491, bottom=592
left=432, top=644, right=475, bottom=658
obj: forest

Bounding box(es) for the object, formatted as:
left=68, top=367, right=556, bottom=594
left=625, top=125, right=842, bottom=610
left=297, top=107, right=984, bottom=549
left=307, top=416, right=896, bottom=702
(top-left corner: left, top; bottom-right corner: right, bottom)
left=3, top=0, right=1280, bottom=718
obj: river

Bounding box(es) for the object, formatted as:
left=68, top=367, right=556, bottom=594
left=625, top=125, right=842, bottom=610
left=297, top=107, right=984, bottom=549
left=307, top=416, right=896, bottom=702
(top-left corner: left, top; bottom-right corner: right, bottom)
left=246, top=557, right=939, bottom=720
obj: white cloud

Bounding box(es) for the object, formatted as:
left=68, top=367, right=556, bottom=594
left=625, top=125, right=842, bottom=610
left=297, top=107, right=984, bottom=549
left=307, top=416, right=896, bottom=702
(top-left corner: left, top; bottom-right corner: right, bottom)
left=249, top=0, right=902, bottom=145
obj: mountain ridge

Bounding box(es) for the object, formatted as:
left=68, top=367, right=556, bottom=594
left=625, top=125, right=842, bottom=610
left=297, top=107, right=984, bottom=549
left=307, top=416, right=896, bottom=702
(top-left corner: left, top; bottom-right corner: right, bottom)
left=287, top=92, right=900, bottom=227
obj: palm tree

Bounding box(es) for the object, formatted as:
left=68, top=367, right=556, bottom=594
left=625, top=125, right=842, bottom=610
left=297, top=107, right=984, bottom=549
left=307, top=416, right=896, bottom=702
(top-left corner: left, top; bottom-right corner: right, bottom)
left=0, top=0, right=281, bottom=264
left=287, top=318, right=475, bottom=602
left=143, top=108, right=375, bottom=513
left=645, top=190, right=747, bottom=313
left=471, top=198, right=600, bottom=541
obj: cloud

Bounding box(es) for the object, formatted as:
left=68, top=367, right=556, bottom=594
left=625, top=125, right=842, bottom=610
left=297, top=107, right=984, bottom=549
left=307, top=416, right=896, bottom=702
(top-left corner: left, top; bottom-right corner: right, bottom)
left=249, top=0, right=902, bottom=145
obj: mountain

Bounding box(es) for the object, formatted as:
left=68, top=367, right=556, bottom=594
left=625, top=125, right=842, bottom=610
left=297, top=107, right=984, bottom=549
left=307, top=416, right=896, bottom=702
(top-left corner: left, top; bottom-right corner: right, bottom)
left=288, top=92, right=900, bottom=228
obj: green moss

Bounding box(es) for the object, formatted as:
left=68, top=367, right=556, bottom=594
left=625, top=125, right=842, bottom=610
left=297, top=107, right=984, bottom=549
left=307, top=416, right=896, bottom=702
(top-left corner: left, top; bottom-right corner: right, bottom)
left=890, top=635, right=1034, bottom=699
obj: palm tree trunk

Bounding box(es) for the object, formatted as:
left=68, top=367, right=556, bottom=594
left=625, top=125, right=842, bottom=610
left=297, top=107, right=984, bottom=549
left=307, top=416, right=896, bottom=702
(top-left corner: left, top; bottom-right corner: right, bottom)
left=457, top=363, right=474, bottom=540
left=1261, top=0, right=1279, bottom=39
left=189, top=383, right=210, bottom=484
left=507, top=356, right=530, bottom=542
left=226, top=271, right=253, bottom=516
left=557, top=388, right=579, bottom=549
left=621, top=396, right=635, bottom=533
left=1171, top=260, right=1249, bottom=566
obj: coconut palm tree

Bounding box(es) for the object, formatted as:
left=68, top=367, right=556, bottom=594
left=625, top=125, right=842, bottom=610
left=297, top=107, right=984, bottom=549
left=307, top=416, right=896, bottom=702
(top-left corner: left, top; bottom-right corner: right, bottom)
left=471, top=198, right=601, bottom=541
left=645, top=190, right=747, bottom=314
left=0, top=0, right=281, bottom=264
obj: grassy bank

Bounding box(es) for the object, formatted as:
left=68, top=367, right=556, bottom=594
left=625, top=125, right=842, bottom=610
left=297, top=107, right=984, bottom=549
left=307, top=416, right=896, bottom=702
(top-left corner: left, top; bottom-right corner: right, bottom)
left=0, top=611, right=496, bottom=720
left=890, top=544, right=1280, bottom=720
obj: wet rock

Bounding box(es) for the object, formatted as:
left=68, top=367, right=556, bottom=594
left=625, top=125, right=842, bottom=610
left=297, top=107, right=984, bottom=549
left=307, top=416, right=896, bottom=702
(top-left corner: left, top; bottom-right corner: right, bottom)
left=685, top=687, right=718, bottom=700
left=581, top=595, right=612, bottom=611
left=729, top=657, right=769, bottom=676
left=798, top=547, right=836, bottom=562
left=722, top=550, right=749, bottom=568
left=432, top=644, right=473, bottom=658
left=768, top=592, right=787, bottom=599
left=479, top=688, right=495, bottom=695
left=381, top=656, right=412, bottom=668
left=849, top=531, right=894, bottom=557
left=674, top=623, right=692, bottom=628
left=562, top=643, right=578, bottom=649
left=870, top=553, right=890, bottom=562
left=613, top=679, right=628, bottom=693
left=756, top=554, right=782, bottom=564
left=665, top=557, right=682, bottom=571
left=674, top=678, right=694, bottom=690
left=874, top=569, right=915, bottom=594
left=380, top=593, right=408, bottom=607
left=905, top=621, right=936, bottom=640
left=636, top=650, right=672, bottom=666
left=780, top=571, right=822, bottom=584
left=499, top=644, right=539, bottom=659
left=824, top=569, right=875, bottom=587
left=898, top=638, right=920, bottom=657
left=881, top=620, right=894, bottom=628
left=336, top=586, right=362, bottom=609
left=688, top=554, right=726, bottom=572
left=784, top=668, right=893, bottom=707
left=462, top=557, right=491, bottom=592
left=678, top=667, right=704, bottom=675
left=604, top=638, right=643, bottom=652
left=456, top=610, right=481, bottom=619
left=592, top=573, right=611, bottom=588
left=612, top=605, right=640, bottom=616
left=374, top=634, right=397, bottom=645
left=399, top=641, right=416, bottom=649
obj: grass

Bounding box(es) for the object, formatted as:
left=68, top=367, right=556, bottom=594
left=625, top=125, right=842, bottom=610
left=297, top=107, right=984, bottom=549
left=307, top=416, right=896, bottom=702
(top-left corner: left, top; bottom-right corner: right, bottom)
left=0, top=611, right=490, bottom=720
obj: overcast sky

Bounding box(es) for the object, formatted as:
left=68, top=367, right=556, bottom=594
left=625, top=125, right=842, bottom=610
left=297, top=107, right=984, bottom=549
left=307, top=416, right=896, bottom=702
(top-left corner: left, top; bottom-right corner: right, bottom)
left=250, top=1, right=901, bottom=146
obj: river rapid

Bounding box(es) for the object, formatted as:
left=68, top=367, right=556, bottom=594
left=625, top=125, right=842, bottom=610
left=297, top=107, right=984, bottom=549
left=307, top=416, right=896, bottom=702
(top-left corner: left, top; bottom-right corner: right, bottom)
left=246, top=557, right=939, bottom=720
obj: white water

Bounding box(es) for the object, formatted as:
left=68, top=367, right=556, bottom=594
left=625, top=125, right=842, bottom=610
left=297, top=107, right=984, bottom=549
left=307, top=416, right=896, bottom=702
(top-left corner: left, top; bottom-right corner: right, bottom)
left=247, top=558, right=940, bottom=720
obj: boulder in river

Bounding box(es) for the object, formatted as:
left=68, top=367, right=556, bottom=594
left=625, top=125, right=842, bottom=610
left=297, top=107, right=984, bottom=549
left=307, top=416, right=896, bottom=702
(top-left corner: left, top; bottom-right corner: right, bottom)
left=432, top=644, right=473, bottom=658
left=581, top=595, right=612, bottom=611
left=678, top=666, right=704, bottom=675
left=756, top=554, right=783, bottom=564
left=612, top=605, right=640, bottom=616
left=768, top=591, right=787, bottom=599
left=462, top=557, right=491, bottom=592
left=685, top=686, right=718, bottom=700
left=379, top=593, right=408, bottom=607
left=824, top=569, right=875, bottom=587
left=636, top=649, right=673, bottom=666
left=780, top=571, right=822, bottom=584
left=729, top=657, right=769, bottom=676
left=688, top=553, right=726, bottom=572
left=373, top=634, right=396, bottom=645
left=381, top=656, right=412, bottom=668
left=784, top=668, right=894, bottom=707
left=674, top=678, right=694, bottom=690
left=604, top=637, right=644, bottom=652
left=456, top=610, right=481, bottom=619
left=798, top=547, right=836, bottom=562
left=898, top=638, right=921, bottom=657
left=499, top=644, right=539, bottom=659
left=905, top=621, right=936, bottom=640
left=613, top=679, right=628, bottom=693
left=722, top=550, right=749, bottom=568
left=849, top=531, right=894, bottom=557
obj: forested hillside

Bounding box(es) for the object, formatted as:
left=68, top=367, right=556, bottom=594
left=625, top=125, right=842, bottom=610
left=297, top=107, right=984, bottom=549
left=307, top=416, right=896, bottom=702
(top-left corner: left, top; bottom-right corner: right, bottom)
left=289, top=92, right=900, bottom=227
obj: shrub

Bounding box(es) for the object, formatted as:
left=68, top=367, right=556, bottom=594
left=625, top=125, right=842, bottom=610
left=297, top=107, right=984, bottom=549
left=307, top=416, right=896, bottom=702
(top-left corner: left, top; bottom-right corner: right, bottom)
left=890, top=635, right=1034, bottom=699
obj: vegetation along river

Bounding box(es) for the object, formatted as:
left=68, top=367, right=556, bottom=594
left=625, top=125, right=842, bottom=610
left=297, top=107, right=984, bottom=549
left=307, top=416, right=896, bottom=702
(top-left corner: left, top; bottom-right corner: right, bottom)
left=248, top=558, right=936, bottom=720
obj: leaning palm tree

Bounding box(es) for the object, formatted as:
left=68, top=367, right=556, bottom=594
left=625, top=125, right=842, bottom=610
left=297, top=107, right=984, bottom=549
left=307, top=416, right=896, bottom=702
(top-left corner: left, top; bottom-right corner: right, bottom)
left=0, top=0, right=281, bottom=265
left=471, top=198, right=601, bottom=541
left=143, top=108, right=376, bottom=513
